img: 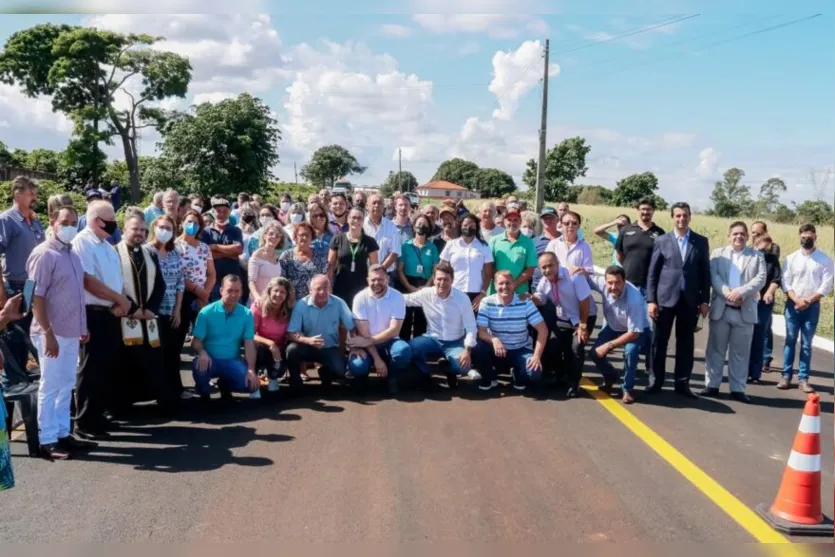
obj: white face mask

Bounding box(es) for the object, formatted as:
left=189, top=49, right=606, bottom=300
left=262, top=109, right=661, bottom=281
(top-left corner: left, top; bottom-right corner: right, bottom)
left=57, top=225, right=78, bottom=244
left=290, top=213, right=304, bottom=224
left=521, top=227, right=535, bottom=238
left=155, top=228, right=173, bottom=243
left=281, top=202, right=291, bottom=212
left=191, top=204, right=203, bottom=213
left=261, top=216, right=275, bottom=226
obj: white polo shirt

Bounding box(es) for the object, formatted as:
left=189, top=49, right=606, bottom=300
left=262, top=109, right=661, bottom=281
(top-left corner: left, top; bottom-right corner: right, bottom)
left=440, top=237, right=494, bottom=294
left=72, top=227, right=123, bottom=307
left=364, top=216, right=402, bottom=273
left=352, top=286, right=406, bottom=337
left=404, top=286, right=477, bottom=347
left=782, top=248, right=834, bottom=298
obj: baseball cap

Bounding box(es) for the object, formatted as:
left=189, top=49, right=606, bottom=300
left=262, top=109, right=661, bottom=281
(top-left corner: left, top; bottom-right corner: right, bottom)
left=85, top=189, right=103, bottom=201
left=211, top=196, right=231, bottom=208
left=439, top=207, right=456, bottom=218
left=504, top=209, right=521, bottom=219
left=539, top=207, right=558, bottom=219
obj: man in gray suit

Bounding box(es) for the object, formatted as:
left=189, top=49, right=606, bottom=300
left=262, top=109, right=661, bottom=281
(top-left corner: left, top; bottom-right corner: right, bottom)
left=702, top=221, right=766, bottom=402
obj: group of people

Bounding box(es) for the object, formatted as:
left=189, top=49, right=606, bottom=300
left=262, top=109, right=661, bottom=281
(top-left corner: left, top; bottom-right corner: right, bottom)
left=0, top=175, right=832, bottom=474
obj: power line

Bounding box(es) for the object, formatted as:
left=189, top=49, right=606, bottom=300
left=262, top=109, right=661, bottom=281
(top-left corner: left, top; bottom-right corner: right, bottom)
left=554, top=14, right=701, bottom=55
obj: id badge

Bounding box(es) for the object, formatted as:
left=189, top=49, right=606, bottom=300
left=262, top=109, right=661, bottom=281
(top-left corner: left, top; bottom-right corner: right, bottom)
left=351, top=260, right=356, bottom=272
left=416, top=264, right=424, bottom=275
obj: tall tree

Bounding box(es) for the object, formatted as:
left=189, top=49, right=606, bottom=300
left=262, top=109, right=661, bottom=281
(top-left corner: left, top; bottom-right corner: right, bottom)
left=756, top=177, right=787, bottom=215
left=472, top=167, right=516, bottom=198
left=157, top=93, right=280, bottom=198
left=382, top=170, right=419, bottom=194
left=609, top=171, right=659, bottom=208
left=794, top=200, right=833, bottom=226
left=522, top=136, right=591, bottom=202
left=25, top=148, right=60, bottom=174
left=57, top=133, right=107, bottom=190
left=0, top=23, right=192, bottom=201
left=301, top=145, right=365, bottom=188
left=710, top=167, right=753, bottom=217
left=431, top=157, right=480, bottom=188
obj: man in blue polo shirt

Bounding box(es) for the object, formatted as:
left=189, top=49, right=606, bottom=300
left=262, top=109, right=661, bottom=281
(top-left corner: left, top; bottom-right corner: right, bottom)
left=191, top=275, right=260, bottom=401
left=200, top=196, right=244, bottom=301
left=286, top=274, right=356, bottom=393
left=473, top=270, right=548, bottom=392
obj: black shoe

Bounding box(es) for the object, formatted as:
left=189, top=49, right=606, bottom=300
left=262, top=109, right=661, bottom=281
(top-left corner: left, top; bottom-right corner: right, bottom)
left=698, top=387, right=720, bottom=397
left=220, top=389, right=234, bottom=402
left=675, top=386, right=698, bottom=399
left=40, top=443, right=71, bottom=461
left=599, top=378, right=615, bottom=394
left=446, top=372, right=459, bottom=390
left=420, top=375, right=440, bottom=392
left=74, top=428, right=109, bottom=441
left=730, top=392, right=750, bottom=403
left=59, top=435, right=98, bottom=450
left=566, top=385, right=581, bottom=399
left=645, top=384, right=663, bottom=394
left=387, top=378, right=399, bottom=395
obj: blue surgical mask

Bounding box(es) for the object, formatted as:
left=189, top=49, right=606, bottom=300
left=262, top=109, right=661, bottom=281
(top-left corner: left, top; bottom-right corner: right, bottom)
left=184, top=222, right=199, bottom=236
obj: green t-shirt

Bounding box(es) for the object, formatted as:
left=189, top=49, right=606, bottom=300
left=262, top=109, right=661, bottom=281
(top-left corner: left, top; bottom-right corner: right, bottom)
left=488, top=232, right=539, bottom=294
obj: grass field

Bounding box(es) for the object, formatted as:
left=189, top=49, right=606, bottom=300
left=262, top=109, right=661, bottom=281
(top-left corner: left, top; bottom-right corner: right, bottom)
left=454, top=199, right=834, bottom=340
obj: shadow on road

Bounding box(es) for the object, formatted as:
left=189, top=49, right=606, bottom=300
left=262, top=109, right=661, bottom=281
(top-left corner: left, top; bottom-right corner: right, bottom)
left=73, top=424, right=292, bottom=473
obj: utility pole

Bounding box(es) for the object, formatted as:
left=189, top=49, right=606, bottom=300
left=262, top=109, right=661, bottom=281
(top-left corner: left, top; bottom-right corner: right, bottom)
left=398, top=148, right=403, bottom=192
left=293, top=161, right=298, bottom=184
left=534, top=38, right=550, bottom=214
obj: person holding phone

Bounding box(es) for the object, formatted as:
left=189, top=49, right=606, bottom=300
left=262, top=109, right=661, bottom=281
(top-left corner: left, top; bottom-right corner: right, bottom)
left=26, top=206, right=92, bottom=460
left=1, top=293, right=25, bottom=488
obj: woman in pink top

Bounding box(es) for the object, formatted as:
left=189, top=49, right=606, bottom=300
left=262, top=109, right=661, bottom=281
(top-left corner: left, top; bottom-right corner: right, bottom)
left=253, top=276, right=294, bottom=392
left=248, top=221, right=284, bottom=303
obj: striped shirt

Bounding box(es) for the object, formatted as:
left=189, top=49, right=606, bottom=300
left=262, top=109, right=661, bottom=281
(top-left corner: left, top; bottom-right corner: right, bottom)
left=476, top=293, right=543, bottom=350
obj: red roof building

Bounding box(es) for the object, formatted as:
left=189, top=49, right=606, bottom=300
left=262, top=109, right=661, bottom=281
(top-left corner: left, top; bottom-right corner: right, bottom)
left=415, top=180, right=480, bottom=200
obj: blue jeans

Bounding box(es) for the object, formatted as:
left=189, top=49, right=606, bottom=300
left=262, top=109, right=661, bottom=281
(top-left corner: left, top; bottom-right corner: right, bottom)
left=473, top=340, right=542, bottom=384
left=591, top=326, right=644, bottom=391
left=192, top=357, right=249, bottom=395
left=748, top=302, right=773, bottom=380
left=408, top=336, right=470, bottom=376
left=782, top=300, right=820, bottom=381
left=348, top=338, right=412, bottom=377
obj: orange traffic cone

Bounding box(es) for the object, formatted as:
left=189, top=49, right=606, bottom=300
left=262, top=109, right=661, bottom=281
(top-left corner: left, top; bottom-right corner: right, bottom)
left=757, top=393, right=833, bottom=536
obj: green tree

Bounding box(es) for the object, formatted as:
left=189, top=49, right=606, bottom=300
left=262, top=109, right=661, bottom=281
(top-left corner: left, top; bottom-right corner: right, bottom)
left=431, top=157, right=480, bottom=188
left=56, top=133, right=107, bottom=191
left=382, top=170, right=419, bottom=194
left=756, top=177, right=787, bottom=216
left=709, top=167, right=752, bottom=217
left=301, top=145, right=365, bottom=188
left=773, top=203, right=796, bottom=224
left=157, top=93, right=280, bottom=198
left=576, top=185, right=613, bottom=206
left=522, top=137, right=591, bottom=202
left=25, top=148, right=60, bottom=174
left=471, top=167, right=516, bottom=199
left=610, top=171, right=658, bottom=207
left=0, top=24, right=192, bottom=201
left=795, top=200, right=834, bottom=226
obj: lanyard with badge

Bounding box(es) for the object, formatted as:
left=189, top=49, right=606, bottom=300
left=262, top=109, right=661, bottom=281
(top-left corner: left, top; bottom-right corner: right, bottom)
left=349, top=239, right=360, bottom=273
left=411, top=243, right=427, bottom=276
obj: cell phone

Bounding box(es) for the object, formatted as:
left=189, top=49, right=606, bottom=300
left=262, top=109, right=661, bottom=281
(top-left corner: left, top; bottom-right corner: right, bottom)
left=22, top=279, right=36, bottom=314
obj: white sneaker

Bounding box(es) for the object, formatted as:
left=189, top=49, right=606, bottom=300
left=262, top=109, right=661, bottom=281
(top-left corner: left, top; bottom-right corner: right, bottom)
left=466, top=369, right=482, bottom=381
left=513, top=383, right=526, bottom=391
left=268, top=378, right=280, bottom=392
left=249, top=390, right=262, bottom=400
left=479, top=379, right=499, bottom=391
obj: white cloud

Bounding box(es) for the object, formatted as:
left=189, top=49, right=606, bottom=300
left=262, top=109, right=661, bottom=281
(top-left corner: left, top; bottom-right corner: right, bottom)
left=413, top=14, right=548, bottom=40
left=0, top=84, right=74, bottom=134
left=0, top=121, right=9, bottom=129
left=661, top=132, right=697, bottom=149
left=489, top=40, right=559, bottom=120
left=698, top=147, right=722, bottom=179
left=380, top=24, right=413, bottom=38
left=193, top=92, right=238, bottom=104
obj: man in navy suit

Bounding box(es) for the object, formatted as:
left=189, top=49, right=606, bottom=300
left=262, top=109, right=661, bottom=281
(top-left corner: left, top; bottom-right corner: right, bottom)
left=646, top=202, right=710, bottom=397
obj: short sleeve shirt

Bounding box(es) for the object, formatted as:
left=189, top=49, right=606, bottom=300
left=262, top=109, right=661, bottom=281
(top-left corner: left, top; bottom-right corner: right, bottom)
left=0, top=207, right=45, bottom=283
left=288, top=295, right=355, bottom=349
left=615, top=223, right=664, bottom=287
left=400, top=239, right=440, bottom=280
left=488, top=232, right=538, bottom=294
left=192, top=300, right=255, bottom=360
left=352, top=287, right=406, bottom=337
left=330, top=233, right=379, bottom=302
left=200, top=224, right=243, bottom=282
left=176, top=240, right=213, bottom=290
left=440, top=237, right=494, bottom=294
left=476, top=294, right=543, bottom=350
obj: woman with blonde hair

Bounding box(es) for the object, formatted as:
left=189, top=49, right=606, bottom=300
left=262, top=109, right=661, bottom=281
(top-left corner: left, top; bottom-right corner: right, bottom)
left=279, top=221, right=328, bottom=300
left=252, top=276, right=295, bottom=392
left=248, top=221, right=283, bottom=303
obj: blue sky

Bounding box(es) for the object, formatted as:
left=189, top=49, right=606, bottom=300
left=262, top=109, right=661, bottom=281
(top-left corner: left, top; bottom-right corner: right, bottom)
left=0, top=4, right=832, bottom=210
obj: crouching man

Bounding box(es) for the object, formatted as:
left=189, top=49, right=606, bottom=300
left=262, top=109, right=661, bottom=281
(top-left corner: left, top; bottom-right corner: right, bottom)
left=191, top=275, right=260, bottom=401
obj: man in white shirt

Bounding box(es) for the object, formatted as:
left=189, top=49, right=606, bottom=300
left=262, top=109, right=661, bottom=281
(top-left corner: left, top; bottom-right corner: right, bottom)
left=479, top=202, right=505, bottom=240
left=588, top=266, right=648, bottom=404
left=71, top=201, right=132, bottom=439
left=779, top=223, right=834, bottom=392
left=703, top=222, right=766, bottom=402
left=348, top=264, right=411, bottom=394
left=532, top=251, right=591, bottom=398
left=404, top=262, right=477, bottom=390
left=364, top=193, right=402, bottom=277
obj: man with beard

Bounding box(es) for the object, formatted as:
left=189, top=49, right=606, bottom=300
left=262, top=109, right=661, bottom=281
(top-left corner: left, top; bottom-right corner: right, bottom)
left=392, top=194, right=414, bottom=245
left=329, top=192, right=349, bottom=234
left=114, top=215, right=177, bottom=416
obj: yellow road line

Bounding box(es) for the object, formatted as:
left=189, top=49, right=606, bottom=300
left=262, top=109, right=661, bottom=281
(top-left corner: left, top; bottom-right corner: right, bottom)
left=580, top=378, right=812, bottom=553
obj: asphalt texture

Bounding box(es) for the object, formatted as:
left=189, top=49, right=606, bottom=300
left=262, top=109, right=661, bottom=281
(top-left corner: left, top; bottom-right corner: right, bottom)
left=1, top=322, right=832, bottom=543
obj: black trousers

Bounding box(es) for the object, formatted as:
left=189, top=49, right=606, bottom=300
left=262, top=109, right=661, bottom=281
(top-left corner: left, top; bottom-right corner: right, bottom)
left=1, top=280, right=34, bottom=384
left=554, top=320, right=587, bottom=388
left=158, top=316, right=184, bottom=395
left=169, top=291, right=198, bottom=373
left=285, top=343, right=346, bottom=387
left=76, top=307, right=122, bottom=431
left=651, top=298, right=698, bottom=388
left=255, top=341, right=286, bottom=379
left=400, top=277, right=428, bottom=341
left=115, top=336, right=178, bottom=414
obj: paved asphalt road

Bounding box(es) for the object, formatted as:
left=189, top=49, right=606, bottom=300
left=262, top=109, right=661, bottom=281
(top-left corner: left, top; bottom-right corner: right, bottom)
left=1, top=324, right=832, bottom=544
